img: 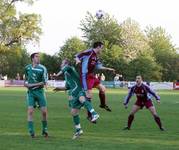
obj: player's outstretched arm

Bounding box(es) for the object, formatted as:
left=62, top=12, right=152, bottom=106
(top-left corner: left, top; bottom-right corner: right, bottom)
left=97, top=65, right=115, bottom=73
left=74, top=57, right=81, bottom=65
left=145, top=85, right=160, bottom=102
left=104, top=67, right=115, bottom=73
left=53, top=71, right=63, bottom=78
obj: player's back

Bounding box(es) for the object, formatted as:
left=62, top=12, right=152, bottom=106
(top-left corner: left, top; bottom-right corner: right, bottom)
left=76, top=49, right=98, bottom=74
left=62, top=65, right=82, bottom=92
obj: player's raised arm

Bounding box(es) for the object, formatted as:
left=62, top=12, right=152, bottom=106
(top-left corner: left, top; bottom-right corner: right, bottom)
left=74, top=57, right=81, bottom=65
left=75, top=49, right=92, bottom=64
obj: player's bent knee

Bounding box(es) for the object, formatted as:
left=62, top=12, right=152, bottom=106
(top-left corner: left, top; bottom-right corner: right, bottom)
left=79, top=96, right=85, bottom=103
left=86, top=91, right=92, bottom=99
left=42, top=111, right=47, bottom=116
left=130, top=109, right=137, bottom=115
left=153, top=114, right=159, bottom=118
left=98, top=84, right=106, bottom=92
left=28, top=109, right=34, bottom=116
left=128, top=114, right=134, bottom=119
left=71, top=109, right=79, bottom=116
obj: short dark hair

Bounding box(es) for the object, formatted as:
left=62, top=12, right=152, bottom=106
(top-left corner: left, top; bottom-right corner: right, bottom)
left=30, top=52, right=39, bottom=61
left=93, top=41, right=104, bottom=48
left=63, top=58, right=70, bottom=65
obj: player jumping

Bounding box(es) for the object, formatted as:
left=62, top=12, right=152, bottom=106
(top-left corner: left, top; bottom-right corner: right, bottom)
left=75, top=42, right=115, bottom=121
left=123, top=75, right=164, bottom=131
left=53, top=59, right=99, bottom=139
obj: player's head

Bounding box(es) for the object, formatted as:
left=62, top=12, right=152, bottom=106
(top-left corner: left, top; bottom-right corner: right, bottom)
left=93, top=41, right=104, bottom=54
left=61, top=59, right=70, bottom=68
left=136, top=75, right=143, bottom=85
left=30, top=52, right=40, bottom=64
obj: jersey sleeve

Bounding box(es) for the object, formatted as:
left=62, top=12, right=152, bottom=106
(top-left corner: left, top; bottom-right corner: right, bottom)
left=61, top=65, right=72, bottom=73
left=65, top=82, right=71, bottom=90
left=95, top=59, right=103, bottom=69
left=24, top=66, right=28, bottom=82
left=75, top=49, right=92, bottom=60
left=124, top=86, right=135, bottom=105
left=145, top=85, right=160, bottom=100
left=42, top=66, right=48, bottom=83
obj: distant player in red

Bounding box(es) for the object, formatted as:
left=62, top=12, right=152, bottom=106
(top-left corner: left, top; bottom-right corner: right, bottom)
left=75, top=42, right=115, bottom=121
left=123, top=75, right=164, bottom=131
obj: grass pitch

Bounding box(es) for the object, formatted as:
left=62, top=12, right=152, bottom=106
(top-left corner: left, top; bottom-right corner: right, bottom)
left=0, top=87, right=179, bottom=150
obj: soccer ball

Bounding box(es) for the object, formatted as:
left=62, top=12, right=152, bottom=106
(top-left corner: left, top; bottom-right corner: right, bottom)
left=96, top=10, right=104, bottom=19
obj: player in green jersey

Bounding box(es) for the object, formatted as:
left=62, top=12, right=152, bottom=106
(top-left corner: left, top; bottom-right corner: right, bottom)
left=53, top=59, right=99, bottom=139
left=24, top=52, right=48, bottom=138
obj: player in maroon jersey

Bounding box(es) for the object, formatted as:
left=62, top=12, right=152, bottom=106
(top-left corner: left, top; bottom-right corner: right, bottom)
left=123, top=75, right=164, bottom=131
left=75, top=42, right=115, bottom=121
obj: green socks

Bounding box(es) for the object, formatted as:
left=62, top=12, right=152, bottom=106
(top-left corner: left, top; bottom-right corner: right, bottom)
left=42, top=120, right=48, bottom=132
left=28, top=121, right=34, bottom=134
left=73, top=115, right=81, bottom=132
left=83, top=100, right=97, bottom=115
left=28, top=121, right=48, bottom=135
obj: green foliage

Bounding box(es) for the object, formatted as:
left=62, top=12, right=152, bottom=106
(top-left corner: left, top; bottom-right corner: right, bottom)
left=58, top=37, right=87, bottom=65
left=0, top=0, right=41, bottom=78
left=80, top=12, right=122, bottom=48
left=127, top=54, right=162, bottom=81
left=78, top=12, right=178, bottom=81
left=0, top=48, right=30, bottom=78
left=40, top=53, right=60, bottom=74
left=120, top=18, right=152, bottom=61
left=1, top=6, right=178, bottom=81
left=146, top=26, right=177, bottom=81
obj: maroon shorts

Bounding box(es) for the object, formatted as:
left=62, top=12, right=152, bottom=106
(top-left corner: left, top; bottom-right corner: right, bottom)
left=135, top=99, right=153, bottom=109
left=87, top=74, right=100, bottom=90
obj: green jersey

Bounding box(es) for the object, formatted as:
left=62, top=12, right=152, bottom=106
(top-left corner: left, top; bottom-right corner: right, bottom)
left=61, top=65, right=82, bottom=97
left=25, top=64, right=48, bottom=90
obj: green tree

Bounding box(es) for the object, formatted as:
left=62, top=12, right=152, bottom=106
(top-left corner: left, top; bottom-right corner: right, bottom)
left=58, top=37, right=87, bottom=65
left=80, top=11, right=122, bottom=48
left=127, top=54, right=162, bottom=81
left=120, top=18, right=152, bottom=61
left=145, top=26, right=177, bottom=81
left=80, top=11, right=125, bottom=80
left=40, top=53, right=60, bottom=75
left=0, top=48, right=30, bottom=78
left=0, top=0, right=41, bottom=78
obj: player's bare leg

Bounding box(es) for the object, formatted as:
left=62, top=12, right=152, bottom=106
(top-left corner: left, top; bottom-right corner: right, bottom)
left=41, top=107, right=48, bottom=137
left=85, top=90, right=94, bottom=122
left=71, top=109, right=83, bottom=139
left=148, top=106, right=164, bottom=131
left=124, top=105, right=141, bottom=130
left=27, top=107, right=35, bottom=138
left=96, top=84, right=111, bottom=112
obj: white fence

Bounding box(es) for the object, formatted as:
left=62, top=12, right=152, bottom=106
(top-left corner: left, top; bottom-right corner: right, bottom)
left=0, top=80, right=176, bottom=90
left=127, top=82, right=173, bottom=90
